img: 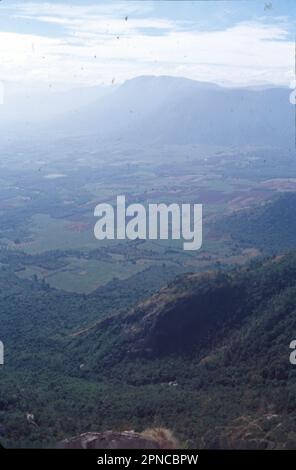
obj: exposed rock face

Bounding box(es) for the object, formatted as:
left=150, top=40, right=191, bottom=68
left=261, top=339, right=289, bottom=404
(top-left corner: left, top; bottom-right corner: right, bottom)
left=57, top=429, right=177, bottom=449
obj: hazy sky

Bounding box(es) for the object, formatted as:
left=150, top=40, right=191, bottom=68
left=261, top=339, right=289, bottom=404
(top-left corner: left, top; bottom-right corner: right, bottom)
left=0, top=0, right=295, bottom=91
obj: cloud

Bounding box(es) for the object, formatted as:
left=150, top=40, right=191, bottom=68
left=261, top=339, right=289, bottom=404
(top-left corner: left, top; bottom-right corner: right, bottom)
left=0, top=2, right=294, bottom=90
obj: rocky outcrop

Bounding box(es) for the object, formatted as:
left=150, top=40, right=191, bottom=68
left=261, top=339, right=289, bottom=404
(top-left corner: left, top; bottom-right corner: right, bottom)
left=57, top=428, right=178, bottom=449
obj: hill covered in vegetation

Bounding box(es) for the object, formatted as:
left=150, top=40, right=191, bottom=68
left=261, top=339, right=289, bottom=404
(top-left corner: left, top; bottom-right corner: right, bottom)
left=217, top=192, right=296, bottom=255
left=60, top=253, right=296, bottom=448
left=2, top=252, right=296, bottom=448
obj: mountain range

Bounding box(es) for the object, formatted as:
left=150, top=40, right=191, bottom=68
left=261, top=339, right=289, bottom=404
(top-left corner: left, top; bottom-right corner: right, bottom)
left=61, top=76, right=294, bottom=147
left=1, top=76, right=294, bottom=148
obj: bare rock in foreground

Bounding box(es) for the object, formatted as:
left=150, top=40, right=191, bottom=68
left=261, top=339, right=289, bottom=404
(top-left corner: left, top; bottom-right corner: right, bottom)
left=57, top=428, right=178, bottom=449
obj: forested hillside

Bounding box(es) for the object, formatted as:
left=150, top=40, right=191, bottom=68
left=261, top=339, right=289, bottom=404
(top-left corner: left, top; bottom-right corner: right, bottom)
left=2, top=253, right=296, bottom=448
left=217, top=193, right=296, bottom=255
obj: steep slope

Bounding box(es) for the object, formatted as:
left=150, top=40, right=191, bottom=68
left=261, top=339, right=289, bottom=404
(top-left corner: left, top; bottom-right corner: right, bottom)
left=64, top=253, right=296, bottom=449
left=3, top=250, right=296, bottom=448
left=77, top=253, right=296, bottom=361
